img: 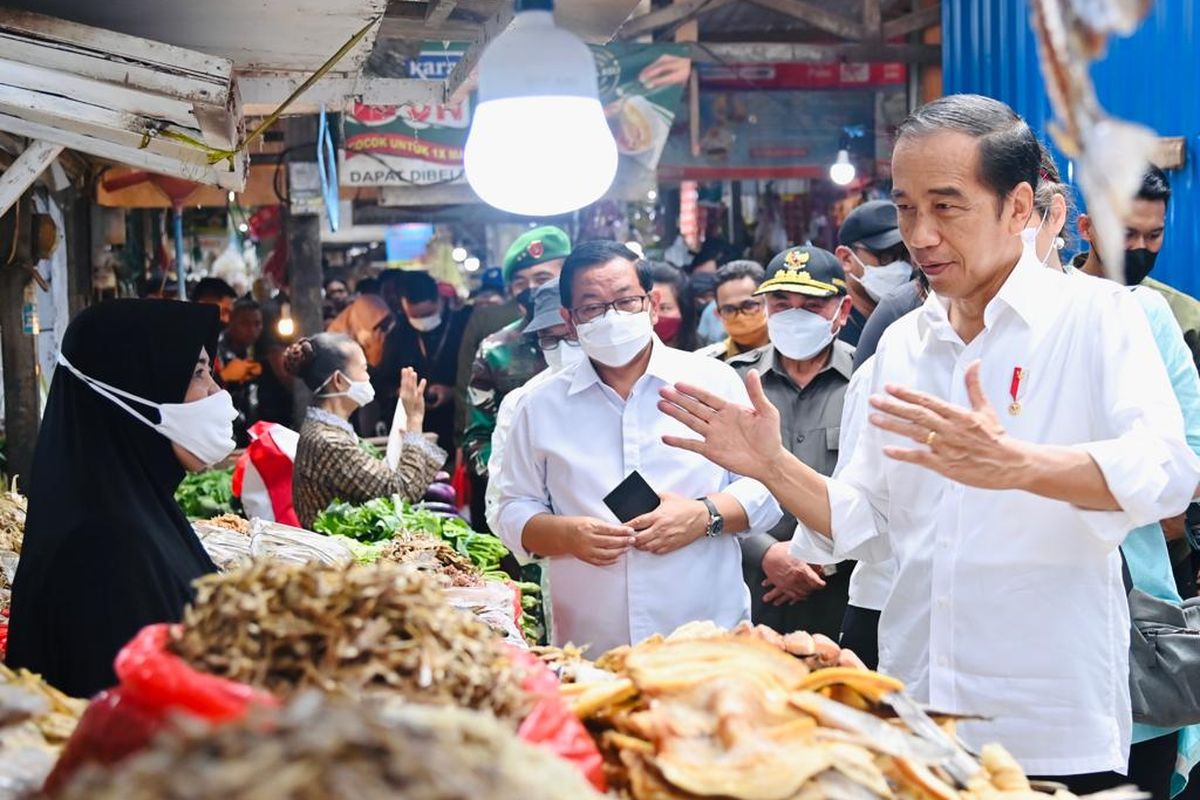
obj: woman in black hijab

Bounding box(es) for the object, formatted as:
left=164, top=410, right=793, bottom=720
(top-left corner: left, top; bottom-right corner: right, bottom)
left=7, top=300, right=236, bottom=698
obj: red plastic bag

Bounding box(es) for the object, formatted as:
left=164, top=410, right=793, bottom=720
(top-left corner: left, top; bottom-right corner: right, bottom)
left=232, top=421, right=301, bottom=527
left=451, top=459, right=471, bottom=508
left=508, top=647, right=606, bottom=793
left=43, top=624, right=276, bottom=795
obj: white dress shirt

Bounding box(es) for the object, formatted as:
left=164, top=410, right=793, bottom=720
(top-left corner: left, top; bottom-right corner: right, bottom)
left=496, top=338, right=782, bottom=657
left=484, top=366, right=557, bottom=536
left=791, top=357, right=897, bottom=612
left=795, top=249, right=1200, bottom=776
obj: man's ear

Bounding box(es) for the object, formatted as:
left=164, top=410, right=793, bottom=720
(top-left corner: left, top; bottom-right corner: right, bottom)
left=1077, top=214, right=1093, bottom=244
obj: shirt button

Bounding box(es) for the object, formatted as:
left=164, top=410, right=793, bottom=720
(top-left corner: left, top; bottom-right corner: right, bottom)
left=937, top=596, right=948, bottom=607
left=795, top=433, right=806, bottom=443
left=938, top=656, right=949, bottom=667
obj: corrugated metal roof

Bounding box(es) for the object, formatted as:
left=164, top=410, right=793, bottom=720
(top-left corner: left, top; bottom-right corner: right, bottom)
left=942, top=0, right=1200, bottom=296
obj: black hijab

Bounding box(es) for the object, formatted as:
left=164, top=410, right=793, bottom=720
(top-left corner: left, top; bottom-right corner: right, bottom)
left=7, top=300, right=220, bottom=698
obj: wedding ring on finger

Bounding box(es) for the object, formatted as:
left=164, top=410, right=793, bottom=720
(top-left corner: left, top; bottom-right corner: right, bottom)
left=925, top=430, right=937, bottom=448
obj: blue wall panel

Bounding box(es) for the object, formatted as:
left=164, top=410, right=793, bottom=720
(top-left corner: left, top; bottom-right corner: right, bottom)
left=943, top=0, right=1200, bottom=296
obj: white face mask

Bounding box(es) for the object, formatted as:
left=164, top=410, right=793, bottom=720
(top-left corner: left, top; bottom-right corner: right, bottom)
left=767, top=306, right=839, bottom=361
left=408, top=312, right=443, bottom=333
left=58, top=354, right=237, bottom=468
left=855, top=256, right=913, bottom=302
left=318, top=371, right=376, bottom=408
left=1023, top=208, right=1056, bottom=268
left=542, top=341, right=587, bottom=372
left=575, top=310, right=653, bottom=368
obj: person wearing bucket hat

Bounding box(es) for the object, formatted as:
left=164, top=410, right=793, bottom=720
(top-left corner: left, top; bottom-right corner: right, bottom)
left=460, top=230, right=573, bottom=529
left=455, top=226, right=572, bottom=449
left=483, top=279, right=585, bottom=534
left=727, top=245, right=855, bottom=639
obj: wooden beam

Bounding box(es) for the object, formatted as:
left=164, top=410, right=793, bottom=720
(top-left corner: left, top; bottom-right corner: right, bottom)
left=238, top=76, right=444, bottom=116
left=690, top=41, right=941, bottom=64
left=0, top=139, right=63, bottom=218
left=617, top=0, right=736, bottom=39
left=444, top=1, right=515, bottom=102
left=426, top=0, right=461, bottom=26
left=0, top=112, right=247, bottom=191
left=881, top=5, right=941, bottom=39
left=377, top=16, right=481, bottom=41
left=863, top=0, right=882, bottom=39
left=0, top=193, right=38, bottom=486
left=743, top=0, right=863, bottom=40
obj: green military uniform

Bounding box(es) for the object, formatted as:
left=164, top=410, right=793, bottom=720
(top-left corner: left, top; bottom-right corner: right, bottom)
left=462, top=319, right=546, bottom=476
left=455, top=300, right=523, bottom=442
left=731, top=246, right=855, bottom=639
left=459, top=227, right=571, bottom=478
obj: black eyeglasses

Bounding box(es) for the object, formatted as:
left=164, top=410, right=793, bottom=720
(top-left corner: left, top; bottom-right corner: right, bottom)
left=717, top=299, right=765, bottom=319
left=570, top=295, right=650, bottom=324
left=537, top=334, right=581, bottom=351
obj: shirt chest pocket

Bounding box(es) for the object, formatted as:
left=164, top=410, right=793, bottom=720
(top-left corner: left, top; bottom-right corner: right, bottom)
left=787, top=425, right=840, bottom=477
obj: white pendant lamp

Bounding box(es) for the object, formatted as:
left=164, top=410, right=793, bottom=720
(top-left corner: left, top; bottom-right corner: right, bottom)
left=464, top=0, right=619, bottom=216
left=829, top=148, right=856, bottom=186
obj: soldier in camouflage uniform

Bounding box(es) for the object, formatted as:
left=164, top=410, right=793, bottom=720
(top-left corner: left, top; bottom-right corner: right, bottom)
left=461, top=228, right=571, bottom=526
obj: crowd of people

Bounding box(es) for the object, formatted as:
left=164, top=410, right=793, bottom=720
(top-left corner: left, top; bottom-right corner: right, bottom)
left=9, top=93, right=1200, bottom=799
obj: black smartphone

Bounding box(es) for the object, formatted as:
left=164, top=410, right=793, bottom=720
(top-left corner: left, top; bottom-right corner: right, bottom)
left=603, top=470, right=661, bottom=523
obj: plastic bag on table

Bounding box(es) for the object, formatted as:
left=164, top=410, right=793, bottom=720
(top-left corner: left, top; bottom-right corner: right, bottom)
left=248, top=518, right=354, bottom=566
left=231, top=421, right=300, bottom=527
left=191, top=523, right=252, bottom=571
left=0, top=550, right=18, bottom=588
left=42, top=624, right=277, bottom=796
left=507, top=647, right=606, bottom=793
left=444, top=584, right=526, bottom=647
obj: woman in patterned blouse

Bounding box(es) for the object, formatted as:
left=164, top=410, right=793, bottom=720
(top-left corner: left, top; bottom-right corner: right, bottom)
left=286, top=334, right=446, bottom=528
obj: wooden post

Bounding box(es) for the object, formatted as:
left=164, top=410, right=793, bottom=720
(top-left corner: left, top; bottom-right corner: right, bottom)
left=285, top=116, right=323, bottom=423
left=0, top=195, right=39, bottom=487
left=674, top=1, right=701, bottom=159
left=63, top=185, right=91, bottom=318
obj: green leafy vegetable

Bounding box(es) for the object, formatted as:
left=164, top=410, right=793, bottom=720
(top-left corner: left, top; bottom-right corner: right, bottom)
left=175, top=468, right=236, bottom=519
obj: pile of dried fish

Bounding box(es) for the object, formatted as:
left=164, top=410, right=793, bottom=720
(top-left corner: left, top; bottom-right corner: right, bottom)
left=0, top=664, right=87, bottom=797
left=205, top=514, right=250, bottom=535
left=0, top=481, right=27, bottom=554
left=377, top=534, right=484, bottom=587
left=167, top=561, right=533, bottom=722
left=570, top=622, right=1082, bottom=800
left=58, top=692, right=606, bottom=800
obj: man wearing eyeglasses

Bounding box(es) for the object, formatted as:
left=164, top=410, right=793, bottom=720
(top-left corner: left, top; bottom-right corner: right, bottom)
left=494, top=241, right=781, bottom=655
left=727, top=246, right=855, bottom=639
left=698, top=260, right=770, bottom=362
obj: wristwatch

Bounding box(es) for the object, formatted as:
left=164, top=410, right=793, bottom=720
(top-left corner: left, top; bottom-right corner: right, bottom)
left=699, top=497, right=724, bottom=538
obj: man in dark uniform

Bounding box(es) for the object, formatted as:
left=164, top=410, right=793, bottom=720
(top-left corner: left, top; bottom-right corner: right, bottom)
left=729, top=246, right=855, bottom=638
left=461, top=228, right=572, bottom=529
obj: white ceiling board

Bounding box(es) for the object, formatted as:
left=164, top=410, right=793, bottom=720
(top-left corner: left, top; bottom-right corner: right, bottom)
left=0, top=0, right=387, bottom=75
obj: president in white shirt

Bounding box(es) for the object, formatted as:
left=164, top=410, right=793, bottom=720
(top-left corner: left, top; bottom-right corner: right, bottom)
left=657, top=95, right=1200, bottom=786
left=495, top=242, right=781, bottom=657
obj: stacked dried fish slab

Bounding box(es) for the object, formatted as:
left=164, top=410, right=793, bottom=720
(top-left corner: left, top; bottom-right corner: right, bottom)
left=0, top=664, right=87, bottom=797
left=57, top=692, right=607, bottom=800
left=0, top=484, right=26, bottom=554
left=167, top=561, right=533, bottom=723
left=572, top=623, right=1120, bottom=800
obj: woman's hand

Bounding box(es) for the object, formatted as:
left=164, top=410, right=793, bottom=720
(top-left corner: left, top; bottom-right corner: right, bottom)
left=400, top=367, right=427, bottom=433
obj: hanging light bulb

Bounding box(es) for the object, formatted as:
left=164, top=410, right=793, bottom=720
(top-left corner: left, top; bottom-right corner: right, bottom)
left=464, top=0, right=618, bottom=216
left=829, top=149, right=856, bottom=186
left=451, top=246, right=469, bottom=263
left=277, top=304, right=295, bottom=338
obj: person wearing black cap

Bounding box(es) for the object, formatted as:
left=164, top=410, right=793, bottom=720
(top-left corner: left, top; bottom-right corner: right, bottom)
left=727, top=246, right=855, bottom=638
left=834, top=200, right=915, bottom=348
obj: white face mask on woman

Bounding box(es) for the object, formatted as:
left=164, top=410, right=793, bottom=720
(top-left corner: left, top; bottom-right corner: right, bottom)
left=318, top=371, right=376, bottom=408
left=767, top=306, right=839, bottom=361
left=57, top=354, right=238, bottom=467
left=575, top=310, right=654, bottom=367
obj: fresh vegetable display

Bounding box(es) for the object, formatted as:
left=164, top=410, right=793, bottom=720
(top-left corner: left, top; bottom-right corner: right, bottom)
left=174, top=468, right=236, bottom=519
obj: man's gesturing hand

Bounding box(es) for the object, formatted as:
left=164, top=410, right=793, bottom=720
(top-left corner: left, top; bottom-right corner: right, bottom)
left=658, top=370, right=788, bottom=481
left=569, top=518, right=635, bottom=567
left=629, top=492, right=708, bottom=555
left=868, top=360, right=1031, bottom=490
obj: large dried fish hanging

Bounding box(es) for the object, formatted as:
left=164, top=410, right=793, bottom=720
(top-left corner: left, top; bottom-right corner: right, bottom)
left=1029, top=0, right=1156, bottom=283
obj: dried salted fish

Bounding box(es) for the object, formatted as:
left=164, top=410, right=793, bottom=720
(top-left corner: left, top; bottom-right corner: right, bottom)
left=168, top=561, right=532, bottom=722
left=1030, top=0, right=1156, bottom=282
left=0, top=482, right=26, bottom=554
left=205, top=514, right=250, bottom=535
left=377, top=534, right=483, bottom=587
left=57, top=692, right=605, bottom=800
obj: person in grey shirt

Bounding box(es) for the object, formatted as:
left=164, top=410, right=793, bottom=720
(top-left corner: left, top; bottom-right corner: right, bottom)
left=851, top=274, right=928, bottom=372
left=728, top=246, right=854, bottom=638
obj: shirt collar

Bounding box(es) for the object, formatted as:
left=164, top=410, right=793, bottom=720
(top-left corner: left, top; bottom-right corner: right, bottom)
left=306, top=406, right=357, bottom=440
left=760, top=340, right=854, bottom=384
left=918, top=246, right=1054, bottom=342
left=567, top=336, right=680, bottom=396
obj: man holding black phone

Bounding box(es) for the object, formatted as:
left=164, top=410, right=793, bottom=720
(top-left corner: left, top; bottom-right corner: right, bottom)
left=495, top=241, right=781, bottom=656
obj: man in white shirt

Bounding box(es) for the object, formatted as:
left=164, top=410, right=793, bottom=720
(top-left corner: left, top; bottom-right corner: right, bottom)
left=495, top=241, right=781, bottom=657
left=657, top=95, right=1200, bottom=788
